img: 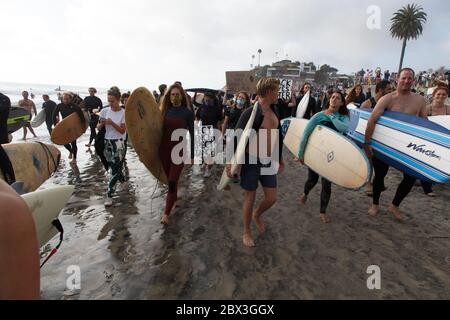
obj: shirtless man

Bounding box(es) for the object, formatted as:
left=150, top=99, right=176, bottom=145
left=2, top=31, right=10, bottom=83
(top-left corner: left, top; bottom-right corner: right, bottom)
left=18, top=91, right=37, bottom=140
left=226, top=77, right=285, bottom=247
left=0, top=179, right=40, bottom=299
left=363, top=68, right=428, bottom=221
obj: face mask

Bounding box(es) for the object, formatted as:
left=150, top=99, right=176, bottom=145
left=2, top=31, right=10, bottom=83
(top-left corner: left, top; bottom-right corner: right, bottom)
left=171, top=96, right=182, bottom=106
left=236, top=99, right=245, bottom=109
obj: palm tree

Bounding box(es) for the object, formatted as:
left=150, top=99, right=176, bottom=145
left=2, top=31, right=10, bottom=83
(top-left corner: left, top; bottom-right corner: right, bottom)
left=390, top=3, right=427, bottom=74
left=257, top=49, right=262, bottom=67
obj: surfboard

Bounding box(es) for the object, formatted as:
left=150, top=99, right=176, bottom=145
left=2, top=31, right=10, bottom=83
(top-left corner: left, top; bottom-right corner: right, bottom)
left=125, top=87, right=168, bottom=185
left=1, top=142, right=61, bottom=192
left=217, top=103, right=259, bottom=190
left=7, top=107, right=31, bottom=133
left=194, top=93, right=205, bottom=105
left=51, top=111, right=89, bottom=145
left=31, top=108, right=46, bottom=128
left=21, top=185, right=74, bottom=248
left=346, top=108, right=450, bottom=183
left=281, top=117, right=371, bottom=189
left=429, top=115, right=450, bottom=130
left=296, top=90, right=310, bottom=118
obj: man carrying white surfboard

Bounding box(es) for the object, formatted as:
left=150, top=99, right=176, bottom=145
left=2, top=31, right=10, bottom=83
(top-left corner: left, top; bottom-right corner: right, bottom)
left=225, top=77, right=285, bottom=247
left=363, top=68, right=428, bottom=221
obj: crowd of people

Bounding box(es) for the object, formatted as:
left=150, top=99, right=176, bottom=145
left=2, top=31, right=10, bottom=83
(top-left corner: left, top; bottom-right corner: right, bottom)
left=0, top=66, right=449, bottom=298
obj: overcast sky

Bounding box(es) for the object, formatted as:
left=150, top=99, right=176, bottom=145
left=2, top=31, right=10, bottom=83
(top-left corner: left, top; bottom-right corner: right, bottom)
left=0, top=0, right=448, bottom=90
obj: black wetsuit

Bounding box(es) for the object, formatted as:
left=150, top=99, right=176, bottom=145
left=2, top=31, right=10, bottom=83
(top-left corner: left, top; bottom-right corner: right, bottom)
left=353, top=93, right=366, bottom=106
left=0, top=93, right=15, bottom=184
left=43, top=99, right=57, bottom=134
left=224, top=107, right=243, bottom=129
left=53, top=103, right=84, bottom=159
left=84, top=95, right=103, bottom=145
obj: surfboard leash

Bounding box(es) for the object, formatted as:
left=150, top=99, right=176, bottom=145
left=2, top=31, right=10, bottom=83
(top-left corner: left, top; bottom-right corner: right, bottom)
left=40, top=219, right=64, bottom=268
left=36, top=142, right=58, bottom=176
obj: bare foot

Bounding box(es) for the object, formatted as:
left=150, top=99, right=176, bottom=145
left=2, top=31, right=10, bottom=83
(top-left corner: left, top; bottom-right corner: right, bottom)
left=160, top=214, right=170, bottom=225
left=368, top=204, right=379, bottom=217
left=299, top=193, right=307, bottom=205
left=243, top=232, right=255, bottom=247
left=252, top=213, right=265, bottom=234
left=388, top=204, right=404, bottom=221
left=320, top=213, right=331, bottom=224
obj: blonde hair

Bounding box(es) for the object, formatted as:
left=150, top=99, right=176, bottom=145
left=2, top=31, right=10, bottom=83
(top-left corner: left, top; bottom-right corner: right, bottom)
left=256, top=77, right=280, bottom=98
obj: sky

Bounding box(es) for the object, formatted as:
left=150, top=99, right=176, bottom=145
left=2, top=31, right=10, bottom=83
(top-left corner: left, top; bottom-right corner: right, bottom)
left=0, top=0, right=449, bottom=90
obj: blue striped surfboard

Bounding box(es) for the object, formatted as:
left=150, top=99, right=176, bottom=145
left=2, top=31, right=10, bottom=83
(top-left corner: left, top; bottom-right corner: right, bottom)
left=346, top=108, right=450, bottom=183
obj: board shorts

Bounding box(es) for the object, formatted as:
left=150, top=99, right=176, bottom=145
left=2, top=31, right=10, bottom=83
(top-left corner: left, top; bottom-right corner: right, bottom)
left=240, top=158, right=277, bottom=191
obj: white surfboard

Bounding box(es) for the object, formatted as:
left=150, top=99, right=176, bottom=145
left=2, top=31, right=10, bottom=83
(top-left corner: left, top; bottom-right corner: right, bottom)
left=21, top=185, right=74, bottom=248
left=429, top=115, right=450, bottom=130
left=31, top=109, right=46, bottom=128
left=217, top=103, right=258, bottom=190
left=296, top=90, right=310, bottom=118
left=347, top=103, right=358, bottom=110
left=282, top=118, right=371, bottom=189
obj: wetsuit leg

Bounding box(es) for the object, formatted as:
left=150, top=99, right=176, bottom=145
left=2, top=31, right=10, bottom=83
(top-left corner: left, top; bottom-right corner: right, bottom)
left=71, top=140, right=78, bottom=159
left=163, top=162, right=184, bottom=216
left=0, top=145, right=15, bottom=184
left=45, top=120, right=53, bottom=135
left=421, top=181, right=433, bottom=194
left=319, top=177, right=332, bottom=214
left=304, top=168, right=319, bottom=196
left=392, top=173, right=416, bottom=207
left=89, top=115, right=98, bottom=145
left=372, top=157, right=389, bottom=205
left=63, top=144, right=73, bottom=154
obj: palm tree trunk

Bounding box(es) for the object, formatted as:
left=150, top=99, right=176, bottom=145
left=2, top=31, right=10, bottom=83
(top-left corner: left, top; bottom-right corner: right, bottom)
left=398, top=38, right=407, bottom=74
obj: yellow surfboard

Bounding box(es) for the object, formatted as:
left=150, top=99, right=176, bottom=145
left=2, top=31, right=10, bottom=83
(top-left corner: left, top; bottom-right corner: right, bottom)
left=1, top=142, right=61, bottom=192
left=51, top=111, right=89, bottom=145
left=125, top=87, right=168, bottom=185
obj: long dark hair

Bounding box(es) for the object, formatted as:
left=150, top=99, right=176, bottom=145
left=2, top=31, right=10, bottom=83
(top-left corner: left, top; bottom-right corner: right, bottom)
left=326, top=91, right=348, bottom=116
left=160, top=83, right=188, bottom=116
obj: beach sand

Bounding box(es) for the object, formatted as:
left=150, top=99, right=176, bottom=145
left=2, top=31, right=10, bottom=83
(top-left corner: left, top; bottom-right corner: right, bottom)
left=12, top=126, right=449, bottom=300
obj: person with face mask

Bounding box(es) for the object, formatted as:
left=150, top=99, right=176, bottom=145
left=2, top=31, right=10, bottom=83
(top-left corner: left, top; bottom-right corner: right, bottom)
left=221, top=91, right=250, bottom=136
left=159, top=84, right=195, bottom=225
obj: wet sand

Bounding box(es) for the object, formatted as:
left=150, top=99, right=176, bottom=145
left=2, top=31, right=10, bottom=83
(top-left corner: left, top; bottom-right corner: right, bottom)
left=12, top=127, right=450, bottom=300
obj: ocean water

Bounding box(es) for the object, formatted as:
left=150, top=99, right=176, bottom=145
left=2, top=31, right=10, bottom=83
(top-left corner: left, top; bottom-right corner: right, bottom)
left=0, top=81, right=112, bottom=107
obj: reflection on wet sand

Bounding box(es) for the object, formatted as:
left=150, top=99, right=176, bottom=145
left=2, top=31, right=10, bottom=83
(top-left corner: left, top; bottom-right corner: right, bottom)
left=32, top=129, right=450, bottom=300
